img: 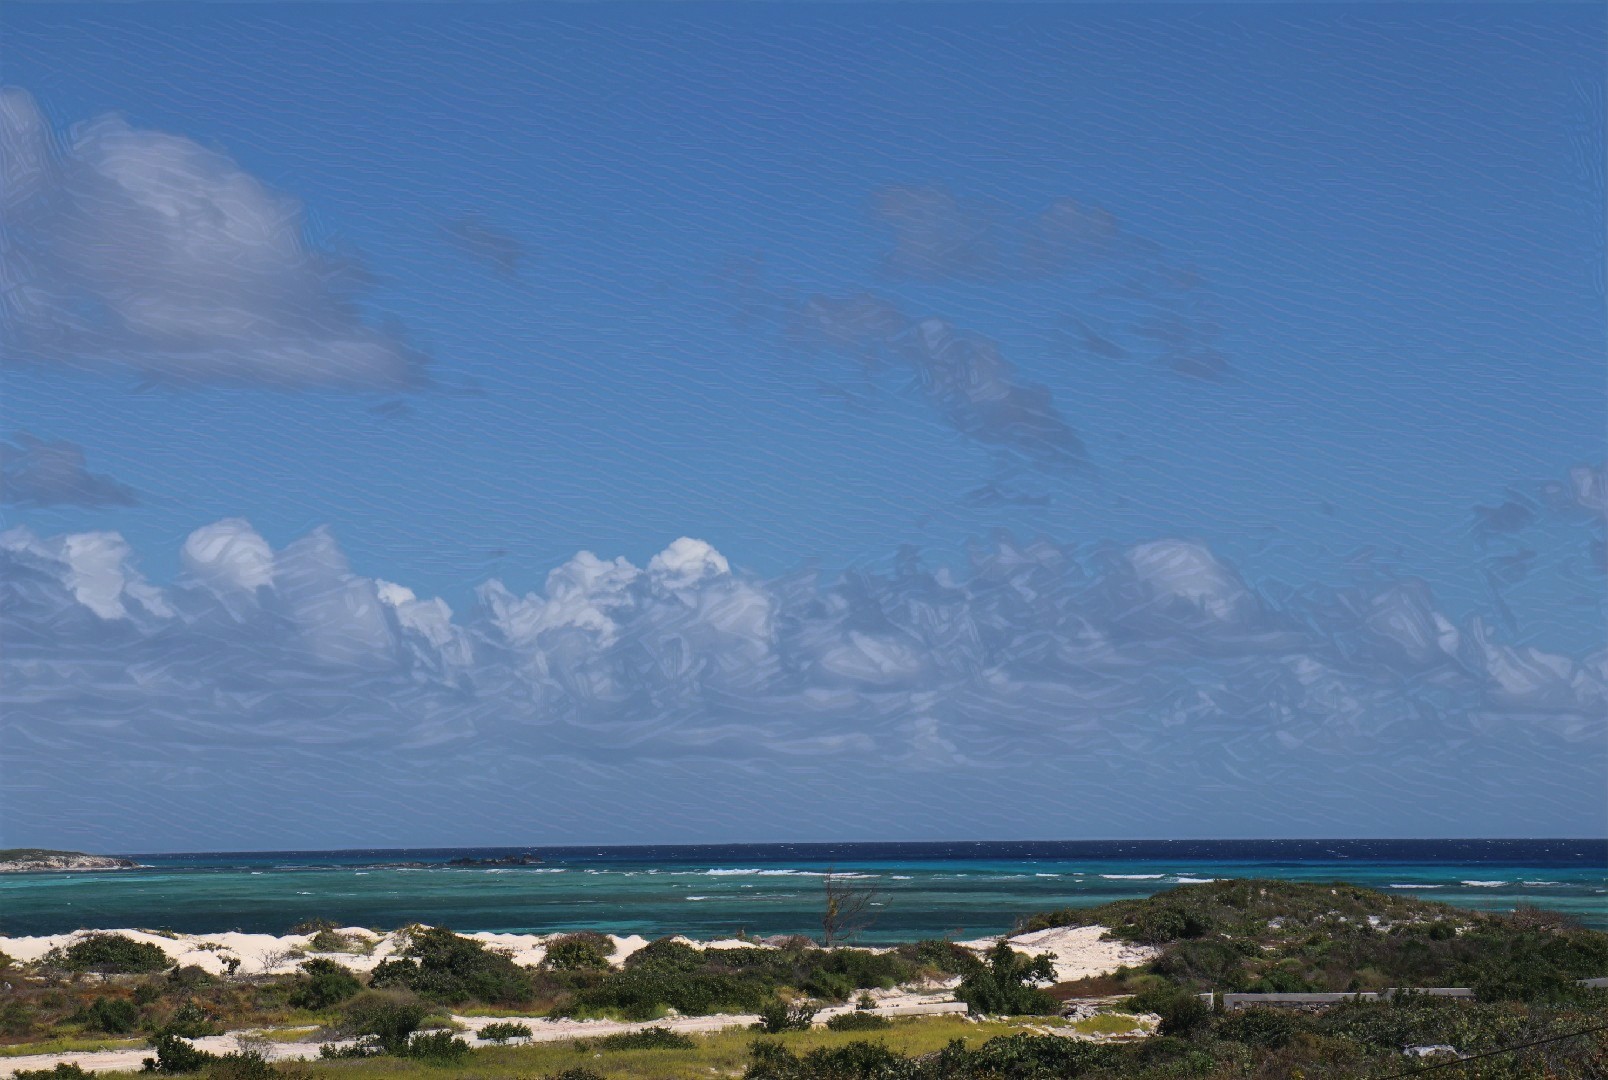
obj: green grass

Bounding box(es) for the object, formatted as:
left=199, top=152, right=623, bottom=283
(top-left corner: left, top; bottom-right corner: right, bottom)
left=1067, top=1013, right=1144, bottom=1036
left=0, top=1036, right=146, bottom=1057
left=73, top=1015, right=1051, bottom=1079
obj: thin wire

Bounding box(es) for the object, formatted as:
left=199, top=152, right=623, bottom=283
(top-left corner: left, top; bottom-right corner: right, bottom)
left=1372, top=1021, right=1608, bottom=1078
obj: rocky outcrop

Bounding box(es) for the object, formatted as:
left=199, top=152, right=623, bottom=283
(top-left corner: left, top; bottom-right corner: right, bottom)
left=0, top=849, right=139, bottom=873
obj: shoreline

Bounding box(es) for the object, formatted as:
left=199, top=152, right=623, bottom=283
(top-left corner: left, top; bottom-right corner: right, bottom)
left=0, top=924, right=1158, bottom=985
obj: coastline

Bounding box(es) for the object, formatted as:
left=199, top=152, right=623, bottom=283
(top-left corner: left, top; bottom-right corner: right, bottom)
left=0, top=924, right=1158, bottom=985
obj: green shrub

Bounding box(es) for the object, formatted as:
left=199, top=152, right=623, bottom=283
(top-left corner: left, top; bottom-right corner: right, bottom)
left=203, top=1050, right=276, bottom=1080
left=13, top=1067, right=92, bottom=1080
left=542, top=932, right=614, bottom=972
left=167, top=965, right=215, bottom=990
left=402, top=1030, right=472, bottom=1063
left=289, top=918, right=339, bottom=934
left=803, top=971, right=855, bottom=1001
left=954, top=942, right=1059, bottom=1016
left=13, top=1067, right=93, bottom=1080
left=542, top=1071, right=605, bottom=1080
left=1129, top=987, right=1211, bottom=1037
left=160, top=1001, right=220, bottom=1039
left=288, top=958, right=361, bottom=1010
left=369, top=927, right=533, bottom=1005
left=825, top=1011, right=890, bottom=1031
left=49, top=933, right=170, bottom=974
left=937, top=1033, right=1118, bottom=1077
left=754, top=1000, right=817, bottom=1033
left=478, top=1020, right=532, bottom=1043
left=1215, top=1006, right=1304, bottom=1048
left=588, top=1025, right=696, bottom=1050
left=623, top=937, right=705, bottom=974
left=341, top=991, right=427, bottom=1054
left=142, top=1033, right=215, bottom=1074
left=73, top=996, right=141, bottom=1034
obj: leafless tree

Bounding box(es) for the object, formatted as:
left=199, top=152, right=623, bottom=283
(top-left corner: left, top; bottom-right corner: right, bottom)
left=821, top=867, right=884, bottom=947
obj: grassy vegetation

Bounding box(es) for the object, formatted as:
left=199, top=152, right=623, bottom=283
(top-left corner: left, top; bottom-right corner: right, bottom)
left=5, top=882, right=1606, bottom=1078
left=1024, top=878, right=1608, bottom=996
left=0, top=1036, right=146, bottom=1057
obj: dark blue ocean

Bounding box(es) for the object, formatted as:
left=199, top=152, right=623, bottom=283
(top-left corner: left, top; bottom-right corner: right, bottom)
left=4, top=840, right=1603, bottom=940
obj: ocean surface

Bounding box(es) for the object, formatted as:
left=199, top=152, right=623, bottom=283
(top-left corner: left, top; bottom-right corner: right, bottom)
left=3, top=840, right=1603, bottom=940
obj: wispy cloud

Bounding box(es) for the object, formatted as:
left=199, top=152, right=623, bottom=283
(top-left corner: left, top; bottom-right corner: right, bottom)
left=0, top=433, right=137, bottom=507
left=792, top=294, right=1089, bottom=475
left=443, top=214, right=527, bottom=279
left=0, top=88, right=427, bottom=389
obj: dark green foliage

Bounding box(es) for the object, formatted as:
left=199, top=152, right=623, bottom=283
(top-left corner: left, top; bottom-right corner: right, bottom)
left=746, top=1038, right=919, bottom=1080
left=287, top=958, right=360, bottom=1010
left=623, top=937, right=705, bottom=974
left=541, top=1071, right=605, bottom=1080
left=541, top=932, right=614, bottom=972
left=12, top=1066, right=92, bottom=1080
left=401, top=1030, right=472, bottom=1063
left=166, top=966, right=215, bottom=991
left=203, top=1050, right=276, bottom=1080
left=746, top=1035, right=1117, bottom=1080
left=72, top=995, right=141, bottom=1033
left=289, top=919, right=339, bottom=935
left=368, top=927, right=533, bottom=1005
left=142, top=1033, right=215, bottom=1074
left=1213, top=1006, right=1302, bottom=1048
left=0, top=999, right=33, bottom=1036
left=340, top=991, right=427, bottom=1054
left=587, top=1025, right=697, bottom=1050
left=954, top=942, right=1059, bottom=1016
left=1128, top=986, right=1211, bottom=1037
left=478, top=1020, right=532, bottom=1043
left=755, top=1000, right=818, bottom=1033
left=803, top=972, right=855, bottom=1001
left=903, top=940, right=977, bottom=977
left=160, top=1001, right=220, bottom=1039
left=49, top=933, right=170, bottom=974
left=1025, top=878, right=1608, bottom=1000
left=306, top=930, right=351, bottom=953
left=825, top=1011, right=890, bottom=1031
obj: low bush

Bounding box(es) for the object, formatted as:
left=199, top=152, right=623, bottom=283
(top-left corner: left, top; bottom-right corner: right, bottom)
left=825, top=1011, right=890, bottom=1031
left=402, top=1030, right=472, bottom=1063
left=287, top=959, right=360, bottom=1011
left=368, top=927, right=533, bottom=1005
left=541, top=932, right=614, bottom=972
left=141, top=1033, right=215, bottom=1074
left=754, top=1000, right=817, bottom=1034
left=73, top=996, right=141, bottom=1034
left=340, top=991, right=427, bottom=1054
left=587, top=1025, right=695, bottom=1050
left=478, top=1020, right=532, bottom=1043
left=13, top=1067, right=92, bottom=1080
left=203, top=1050, right=276, bottom=1080
left=49, top=934, right=170, bottom=974
left=954, top=943, right=1059, bottom=1016
left=159, top=1002, right=220, bottom=1039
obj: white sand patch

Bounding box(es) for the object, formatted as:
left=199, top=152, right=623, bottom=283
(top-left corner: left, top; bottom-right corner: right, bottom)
left=956, top=925, right=1158, bottom=984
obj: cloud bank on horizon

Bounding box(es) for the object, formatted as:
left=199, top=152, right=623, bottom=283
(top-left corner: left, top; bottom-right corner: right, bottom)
left=4, top=506, right=1603, bottom=849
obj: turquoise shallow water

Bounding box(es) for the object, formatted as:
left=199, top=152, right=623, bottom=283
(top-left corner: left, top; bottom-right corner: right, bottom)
left=4, top=841, right=1603, bottom=940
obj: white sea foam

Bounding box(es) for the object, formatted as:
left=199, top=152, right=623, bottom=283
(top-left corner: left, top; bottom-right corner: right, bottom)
left=1387, top=884, right=1442, bottom=889
left=1522, top=881, right=1562, bottom=887
left=1175, top=876, right=1217, bottom=884
left=1460, top=880, right=1507, bottom=887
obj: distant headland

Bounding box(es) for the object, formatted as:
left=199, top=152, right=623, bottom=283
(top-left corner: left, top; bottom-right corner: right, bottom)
left=0, top=848, right=140, bottom=873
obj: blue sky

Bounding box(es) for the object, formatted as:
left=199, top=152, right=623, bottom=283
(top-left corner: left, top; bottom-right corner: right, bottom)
left=1, top=2, right=1603, bottom=850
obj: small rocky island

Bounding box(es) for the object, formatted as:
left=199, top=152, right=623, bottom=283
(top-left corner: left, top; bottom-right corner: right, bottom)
left=0, top=848, right=140, bottom=873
